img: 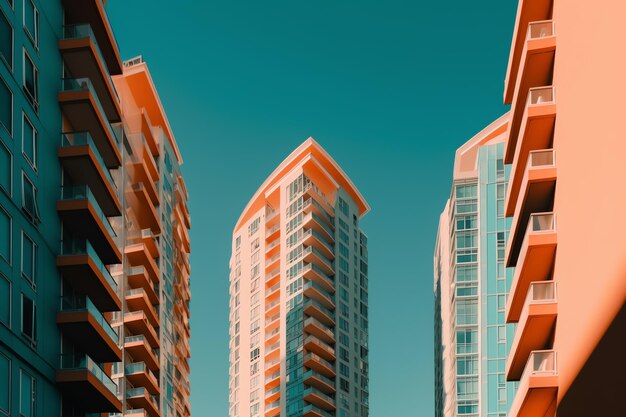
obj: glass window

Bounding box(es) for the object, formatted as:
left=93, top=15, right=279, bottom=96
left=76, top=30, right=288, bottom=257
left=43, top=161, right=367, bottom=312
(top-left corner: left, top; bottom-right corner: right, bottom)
left=22, top=115, right=36, bottom=169
left=23, top=0, right=38, bottom=46
left=0, top=9, right=12, bottom=69
left=0, top=77, right=11, bottom=134
left=21, top=294, right=36, bottom=345
left=19, top=369, right=35, bottom=417
left=21, top=232, right=35, bottom=285
left=23, top=51, right=38, bottom=109
left=21, top=174, right=40, bottom=223
left=0, top=274, right=9, bottom=327
left=0, top=142, right=10, bottom=195
left=0, top=208, right=9, bottom=264
left=0, top=353, right=9, bottom=414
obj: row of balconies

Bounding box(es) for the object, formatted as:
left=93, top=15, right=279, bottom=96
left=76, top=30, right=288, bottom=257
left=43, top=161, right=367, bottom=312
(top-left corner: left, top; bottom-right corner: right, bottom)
left=503, top=3, right=558, bottom=417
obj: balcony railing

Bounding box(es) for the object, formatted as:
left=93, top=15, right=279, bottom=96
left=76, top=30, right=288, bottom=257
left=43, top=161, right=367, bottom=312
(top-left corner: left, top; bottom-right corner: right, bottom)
left=266, top=225, right=280, bottom=238
left=303, top=247, right=334, bottom=271
left=303, top=197, right=333, bottom=224
left=303, top=404, right=333, bottom=417
left=303, top=386, right=335, bottom=405
left=60, top=295, right=118, bottom=343
left=62, top=132, right=118, bottom=189
left=303, top=229, right=334, bottom=255
left=521, top=350, right=557, bottom=382
left=127, top=387, right=159, bottom=409
left=528, top=86, right=555, bottom=106
left=265, top=299, right=280, bottom=313
left=524, top=281, right=557, bottom=307
left=304, top=281, right=334, bottom=304
left=304, top=353, right=334, bottom=370
left=59, top=353, right=118, bottom=395
left=62, top=24, right=118, bottom=101
left=528, top=149, right=555, bottom=169
left=125, top=362, right=157, bottom=382
left=304, top=335, right=335, bottom=355
left=265, top=371, right=280, bottom=383
left=265, top=386, right=280, bottom=398
left=303, top=370, right=335, bottom=388
left=304, top=298, right=335, bottom=318
left=61, top=238, right=118, bottom=291
left=267, top=400, right=280, bottom=410
left=305, top=212, right=335, bottom=238
left=304, top=316, right=335, bottom=340
left=527, top=20, right=555, bottom=40
left=529, top=212, right=555, bottom=233
left=60, top=185, right=118, bottom=239
left=124, top=335, right=159, bottom=358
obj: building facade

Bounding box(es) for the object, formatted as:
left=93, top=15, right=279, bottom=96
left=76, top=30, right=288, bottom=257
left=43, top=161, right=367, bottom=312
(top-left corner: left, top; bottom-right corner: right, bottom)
left=0, top=2, right=191, bottom=417
left=434, top=114, right=517, bottom=417
left=228, top=138, right=370, bottom=417
left=502, top=0, right=626, bottom=416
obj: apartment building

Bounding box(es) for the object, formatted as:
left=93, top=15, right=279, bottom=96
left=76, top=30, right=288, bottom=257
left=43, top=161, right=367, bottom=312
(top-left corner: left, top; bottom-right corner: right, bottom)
left=228, top=138, right=370, bottom=417
left=502, top=0, right=626, bottom=416
left=434, top=114, right=517, bottom=417
left=0, top=1, right=191, bottom=416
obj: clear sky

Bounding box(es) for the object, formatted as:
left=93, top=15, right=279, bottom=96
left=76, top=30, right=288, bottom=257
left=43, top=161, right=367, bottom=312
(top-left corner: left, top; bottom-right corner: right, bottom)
left=108, top=1, right=517, bottom=415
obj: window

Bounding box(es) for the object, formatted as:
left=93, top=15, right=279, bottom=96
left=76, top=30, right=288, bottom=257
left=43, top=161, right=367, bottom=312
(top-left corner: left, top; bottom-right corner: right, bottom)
left=23, top=51, right=38, bottom=109
left=21, top=232, right=35, bottom=285
left=247, top=217, right=260, bottom=236
left=235, top=235, right=241, bottom=251
left=0, top=274, right=9, bottom=327
left=21, top=295, right=36, bottom=345
left=338, top=197, right=349, bottom=216
left=0, top=142, right=11, bottom=195
left=0, top=77, right=11, bottom=134
left=23, top=0, right=38, bottom=47
left=456, top=329, right=478, bottom=354
left=456, top=356, right=478, bottom=376
left=19, top=370, right=35, bottom=417
left=456, top=299, right=478, bottom=325
left=0, top=8, right=12, bottom=69
left=457, top=377, right=478, bottom=401
left=250, top=348, right=260, bottom=361
left=22, top=115, right=37, bottom=169
left=0, top=208, right=9, bottom=264
left=21, top=174, right=40, bottom=223
left=0, top=353, right=9, bottom=414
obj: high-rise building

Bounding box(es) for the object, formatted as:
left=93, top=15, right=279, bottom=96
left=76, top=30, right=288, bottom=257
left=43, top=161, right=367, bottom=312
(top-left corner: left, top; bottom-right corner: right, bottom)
left=502, top=1, right=626, bottom=416
left=0, top=2, right=191, bottom=417
left=228, top=138, right=370, bottom=417
left=434, top=114, right=517, bottom=417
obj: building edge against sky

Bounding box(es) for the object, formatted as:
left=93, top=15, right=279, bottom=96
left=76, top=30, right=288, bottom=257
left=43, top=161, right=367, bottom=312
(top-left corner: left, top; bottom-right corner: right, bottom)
left=434, top=114, right=517, bottom=417
left=0, top=1, right=191, bottom=417
left=228, top=138, right=371, bottom=417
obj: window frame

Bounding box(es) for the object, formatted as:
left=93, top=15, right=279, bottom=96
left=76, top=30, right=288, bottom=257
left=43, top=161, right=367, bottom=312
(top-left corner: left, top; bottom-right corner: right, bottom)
left=0, top=6, right=13, bottom=71
left=0, top=273, right=10, bottom=329
left=0, top=76, right=12, bottom=136
left=20, top=231, right=36, bottom=287
left=0, top=207, right=10, bottom=265
left=0, top=140, right=11, bottom=197
left=21, top=113, right=37, bottom=171
left=22, top=0, right=38, bottom=48
left=20, top=294, right=36, bottom=347
left=21, top=172, right=40, bottom=224
left=19, top=368, right=35, bottom=417
left=22, top=49, right=38, bottom=111
left=0, top=352, right=10, bottom=415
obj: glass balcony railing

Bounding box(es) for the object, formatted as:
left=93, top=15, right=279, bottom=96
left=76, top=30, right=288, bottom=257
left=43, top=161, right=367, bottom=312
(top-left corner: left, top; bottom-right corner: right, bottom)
left=303, top=404, right=333, bottom=417
left=265, top=314, right=280, bottom=326
left=527, top=20, right=555, bottom=40
left=305, top=212, right=335, bottom=239
left=124, top=335, right=159, bottom=358
left=303, top=229, right=334, bottom=255
left=521, top=350, right=557, bottom=381
left=303, top=386, right=335, bottom=405
left=265, top=386, right=280, bottom=398
left=528, top=149, right=556, bottom=168
left=304, top=298, right=335, bottom=318
left=127, top=387, right=159, bottom=408
left=529, top=212, right=555, bottom=234
left=266, top=224, right=280, bottom=238
left=303, top=197, right=333, bottom=224
left=60, top=185, right=118, bottom=239
left=304, top=352, right=334, bottom=370
left=60, top=295, right=118, bottom=343
left=265, top=371, right=280, bottom=383
left=528, top=86, right=555, bottom=106
left=267, top=400, right=280, bottom=410
left=62, top=24, right=119, bottom=101
left=62, top=132, right=118, bottom=189
left=266, top=239, right=280, bottom=252
left=59, top=353, right=118, bottom=396
left=266, top=342, right=280, bottom=353
left=304, top=335, right=335, bottom=356
left=303, top=263, right=334, bottom=285
left=265, top=299, right=280, bottom=312
left=60, top=238, right=118, bottom=291
left=125, top=362, right=157, bottom=382
left=303, top=246, right=334, bottom=271
left=304, top=281, right=334, bottom=304
left=303, top=369, right=335, bottom=388
left=304, top=316, right=335, bottom=340
left=267, top=252, right=280, bottom=264
left=61, top=77, right=119, bottom=143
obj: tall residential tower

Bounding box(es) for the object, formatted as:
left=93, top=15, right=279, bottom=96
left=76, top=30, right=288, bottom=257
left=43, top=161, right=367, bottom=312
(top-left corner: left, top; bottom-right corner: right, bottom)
left=434, top=114, right=517, bottom=417
left=229, top=138, right=370, bottom=417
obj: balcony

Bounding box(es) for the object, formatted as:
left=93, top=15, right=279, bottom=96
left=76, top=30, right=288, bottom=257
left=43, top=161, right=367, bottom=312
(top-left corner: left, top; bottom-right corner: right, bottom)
left=304, top=316, right=335, bottom=345
left=265, top=400, right=280, bottom=417
left=304, top=353, right=336, bottom=378
left=303, top=229, right=335, bottom=261
left=304, top=298, right=335, bottom=326
left=128, top=228, right=160, bottom=259
left=265, top=313, right=280, bottom=333
left=266, top=224, right=280, bottom=241
left=303, top=197, right=334, bottom=227
left=265, top=268, right=280, bottom=287
left=303, top=212, right=335, bottom=244
left=124, top=336, right=160, bottom=372
left=304, top=281, right=335, bottom=310
left=265, top=358, right=280, bottom=376
left=265, top=207, right=280, bottom=228
left=506, top=213, right=557, bottom=320
left=265, top=299, right=280, bottom=318
left=265, top=385, right=280, bottom=403
left=508, top=350, right=558, bottom=417
left=127, top=387, right=160, bottom=417
left=128, top=266, right=158, bottom=305
left=125, top=311, right=160, bottom=348
left=57, top=185, right=121, bottom=264
left=60, top=24, right=120, bottom=122
left=266, top=252, right=280, bottom=272
left=303, top=404, right=334, bottom=417
left=126, top=362, right=160, bottom=395
left=504, top=0, right=554, bottom=105
left=61, top=0, right=123, bottom=75
left=266, top=283, right=280, bottom=302
left=57, top=295, right=121, bottom=362
left=303, top=370, right=335, bottom=394
left=130, top=156, right=159, bottom=207
left=507, top=148, right=556, bottom=225
left=140, top=109, right=160, bottom=156
left=304, top=183, right=334, bottom=217
left=505, top=20, right=556, bottom=163
left=507, top=281, right=557, bottom=381
left=57, top=239, right=120, bottom=311
left=57, top=354, right=121, bottom=412
left=265, top=371, right=280, bottom=390
left=303, top=247, right=335, bottom=277
left=59, top=132, right=120, bottom=216
left=302, top=263, right=334, bottom=294
left=304, top=386, right=336, bottom=411
left=59, top=78, right=121, bottom=168
left=124, top=409, right=149, bottom=417
left=126, top=243, right=160, bottom=283
left=304, top=335, right=336, bottom=361
left=266, top=237, right=280, bottom=258
left=126, top=183, right=161, bottom=234
left=126, top=289, right=159, bottom=328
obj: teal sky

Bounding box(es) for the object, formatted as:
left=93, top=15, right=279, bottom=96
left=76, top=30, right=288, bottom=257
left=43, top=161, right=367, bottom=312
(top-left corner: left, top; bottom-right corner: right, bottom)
left=109, top=1, right=516, bottom=415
